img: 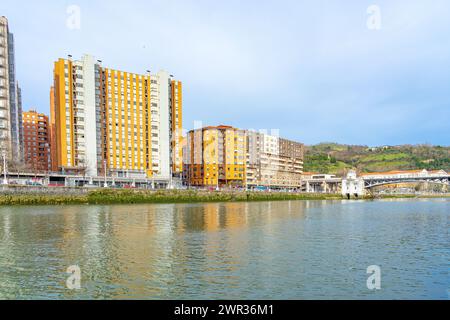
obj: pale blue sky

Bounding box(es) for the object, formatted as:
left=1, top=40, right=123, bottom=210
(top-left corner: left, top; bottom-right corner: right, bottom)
left=2, top=0, right=450, bottom=146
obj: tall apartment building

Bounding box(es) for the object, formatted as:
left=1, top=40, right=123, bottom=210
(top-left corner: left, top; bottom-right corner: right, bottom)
left=22, top=110, right=51, bottom=172
left=171, top=80, right=183, bottom=175
left=51, top=54, right=182, bottom=179
left=184, top=125, right=247, bottom=187
left=49, top=86, right=58, bottom=172
left=0, top=16, right=23, bottom=161
left=246, top=131, right=304, bottom=189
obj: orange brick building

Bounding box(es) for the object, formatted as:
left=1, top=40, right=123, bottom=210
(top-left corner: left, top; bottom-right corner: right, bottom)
left=22, top=110, right=51, bottom=172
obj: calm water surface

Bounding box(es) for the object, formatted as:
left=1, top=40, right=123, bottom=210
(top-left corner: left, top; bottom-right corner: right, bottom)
left=0, top=199, right=448, bottom=299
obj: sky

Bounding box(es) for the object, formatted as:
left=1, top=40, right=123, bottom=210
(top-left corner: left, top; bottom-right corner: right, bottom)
left=2, top=0, right=450, bottom=146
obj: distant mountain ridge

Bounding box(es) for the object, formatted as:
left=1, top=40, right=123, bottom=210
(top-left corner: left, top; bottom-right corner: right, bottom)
left=304, top=143, right=450, bottom=176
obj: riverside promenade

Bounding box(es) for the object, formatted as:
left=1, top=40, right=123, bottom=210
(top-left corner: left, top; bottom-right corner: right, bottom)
left=0, top=186, right=344, bottom=205
left=1, top=185, right=448, bottom=206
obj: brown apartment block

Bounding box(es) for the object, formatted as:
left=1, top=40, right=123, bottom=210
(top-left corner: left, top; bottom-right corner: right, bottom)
left=246, top=131, right=304, bottom=189
left=22, top=110, right=51, bottom=172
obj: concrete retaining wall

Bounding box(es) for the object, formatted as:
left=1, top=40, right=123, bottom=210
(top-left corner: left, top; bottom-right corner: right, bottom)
left=0, top=185, right=90, bottom=195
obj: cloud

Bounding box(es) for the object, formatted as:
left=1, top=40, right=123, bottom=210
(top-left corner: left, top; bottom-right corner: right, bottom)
left=2, top=0, right=450, bottom=145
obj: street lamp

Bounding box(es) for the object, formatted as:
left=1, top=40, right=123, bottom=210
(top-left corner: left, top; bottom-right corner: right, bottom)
left=169, top=165, right=174, bottom=190
left=103, top=160, right=108, bottom=188
left=2, top=150, right=8, bottom=185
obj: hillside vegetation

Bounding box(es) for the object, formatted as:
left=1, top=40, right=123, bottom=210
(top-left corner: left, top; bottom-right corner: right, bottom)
left=304, top=143, right=450, bottom=176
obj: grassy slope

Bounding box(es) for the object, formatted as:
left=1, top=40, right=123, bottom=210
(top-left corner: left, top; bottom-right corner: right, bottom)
left=0, top=190, right=345, bottom=206
left=304, top=143, right=450, bottom=175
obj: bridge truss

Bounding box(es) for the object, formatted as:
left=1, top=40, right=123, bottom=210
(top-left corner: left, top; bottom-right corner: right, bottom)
left=364, top=177, right=450, bottom=189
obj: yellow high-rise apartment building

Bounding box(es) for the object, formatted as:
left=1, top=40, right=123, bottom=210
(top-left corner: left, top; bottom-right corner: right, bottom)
left=171, top=81, right=183, bottom=175
left=184, top=125, right=246, bottom=187
left=51, top=54, right=182, bottom=179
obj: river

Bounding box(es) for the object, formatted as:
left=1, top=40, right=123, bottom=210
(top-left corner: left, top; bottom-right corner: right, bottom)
left=0, top=199, right=448, bottom=299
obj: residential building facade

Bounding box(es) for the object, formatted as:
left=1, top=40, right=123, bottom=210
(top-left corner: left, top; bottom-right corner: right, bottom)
left=0, top=16, right=23, bottom=161
left=171, top=80, right=183, bottom=175
left=183, top=125, right=247, bottom=187
left=51, top=54, right=182, bottom=179
left=22, top=110, right=51, bottom=172
left=49, top=86, right=58, bottom=172
left=246, top=130, right=304, bottom=189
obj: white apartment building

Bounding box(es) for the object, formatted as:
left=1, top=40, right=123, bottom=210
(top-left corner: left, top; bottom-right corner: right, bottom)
left=246, top=130, right=304, bottom=189
left=0, top=16, right=23, bottom=161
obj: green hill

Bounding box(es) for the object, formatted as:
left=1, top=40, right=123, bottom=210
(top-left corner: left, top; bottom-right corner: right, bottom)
left=304, top=143, right=450, bottom=176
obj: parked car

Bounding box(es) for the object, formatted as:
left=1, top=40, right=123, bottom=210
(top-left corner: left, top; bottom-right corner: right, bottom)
left=26, top=181, right=43, bottom=186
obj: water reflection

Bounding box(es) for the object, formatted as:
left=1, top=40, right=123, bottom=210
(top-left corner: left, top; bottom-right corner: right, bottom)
left=0, top=199, right=448, bottom=299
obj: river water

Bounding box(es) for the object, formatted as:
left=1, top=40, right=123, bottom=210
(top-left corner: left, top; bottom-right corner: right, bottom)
left=0, top=199, right=448, bottom=300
